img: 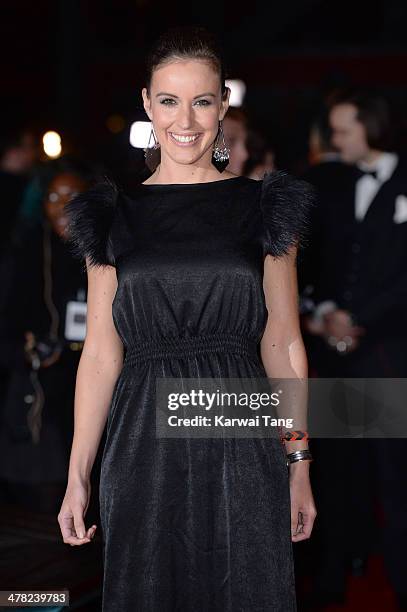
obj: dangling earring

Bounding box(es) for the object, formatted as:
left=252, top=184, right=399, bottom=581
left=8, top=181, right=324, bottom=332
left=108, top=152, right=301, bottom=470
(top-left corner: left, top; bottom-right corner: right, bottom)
left=211, top=120, right=230, bottom=172
left=144, top=124, right=161, bottom=172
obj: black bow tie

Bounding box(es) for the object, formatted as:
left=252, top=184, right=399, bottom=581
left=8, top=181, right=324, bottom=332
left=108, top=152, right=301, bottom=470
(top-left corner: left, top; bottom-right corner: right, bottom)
left=356, top=167, right=379, bottom=180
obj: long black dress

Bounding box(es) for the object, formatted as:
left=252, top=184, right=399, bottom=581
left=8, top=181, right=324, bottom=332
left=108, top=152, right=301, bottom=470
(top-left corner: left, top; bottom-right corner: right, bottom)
left=65, top=171, right=314, bottom=612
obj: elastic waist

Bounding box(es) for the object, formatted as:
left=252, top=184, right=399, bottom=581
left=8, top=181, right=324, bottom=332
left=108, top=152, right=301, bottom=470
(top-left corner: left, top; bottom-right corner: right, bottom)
left=123, top=333, right=259, bottom=366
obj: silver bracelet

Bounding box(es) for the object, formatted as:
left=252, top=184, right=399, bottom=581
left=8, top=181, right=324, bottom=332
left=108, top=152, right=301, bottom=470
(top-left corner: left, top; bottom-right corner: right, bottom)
left=286, top=449, right=313, bottom=466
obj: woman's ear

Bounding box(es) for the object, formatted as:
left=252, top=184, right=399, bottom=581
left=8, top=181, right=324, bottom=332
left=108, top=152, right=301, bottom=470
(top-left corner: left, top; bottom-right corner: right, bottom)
left=219, top=86, right=231, bottom=121
left=142, top=88, right=152, bottom=121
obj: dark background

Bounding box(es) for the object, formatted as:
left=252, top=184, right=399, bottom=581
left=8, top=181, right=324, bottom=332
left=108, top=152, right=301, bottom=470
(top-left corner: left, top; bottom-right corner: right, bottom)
left=2, top=0, right=407, bottom=175
left=2, top=3, right=407, bottom=609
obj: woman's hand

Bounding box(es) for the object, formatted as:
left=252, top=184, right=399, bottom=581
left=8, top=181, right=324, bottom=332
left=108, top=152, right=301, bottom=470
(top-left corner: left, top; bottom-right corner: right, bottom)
left=58, top=478, right=97, bottom=546
left=289, top=461, right=317, bottom=542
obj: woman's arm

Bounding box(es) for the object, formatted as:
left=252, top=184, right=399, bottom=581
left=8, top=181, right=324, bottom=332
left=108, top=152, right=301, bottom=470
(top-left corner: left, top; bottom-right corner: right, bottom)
left=260, top=245, right=316, bottom=541
left=58, top=257, right=123, bottom=545
left=261, top=245, right=308, bottom=448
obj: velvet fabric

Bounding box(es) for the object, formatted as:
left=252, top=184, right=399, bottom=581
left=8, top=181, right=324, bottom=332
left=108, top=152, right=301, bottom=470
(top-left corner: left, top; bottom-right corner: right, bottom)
left=65, top=172, right=314, bottom=611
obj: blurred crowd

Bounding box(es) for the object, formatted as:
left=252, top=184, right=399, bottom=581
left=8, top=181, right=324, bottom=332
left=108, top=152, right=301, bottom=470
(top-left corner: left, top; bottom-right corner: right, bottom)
left=1, top=89, right=407, bottom=609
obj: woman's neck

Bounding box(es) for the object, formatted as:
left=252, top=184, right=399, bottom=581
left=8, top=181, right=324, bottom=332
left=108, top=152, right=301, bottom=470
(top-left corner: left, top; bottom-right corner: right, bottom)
left=145, top=163, right=236, bottom=185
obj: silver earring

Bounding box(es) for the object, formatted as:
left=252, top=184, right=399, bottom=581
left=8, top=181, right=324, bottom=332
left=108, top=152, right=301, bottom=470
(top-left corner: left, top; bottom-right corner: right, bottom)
left=211, top=120, right=230, bottom=172
left=144, top=124, right=161, bottom=172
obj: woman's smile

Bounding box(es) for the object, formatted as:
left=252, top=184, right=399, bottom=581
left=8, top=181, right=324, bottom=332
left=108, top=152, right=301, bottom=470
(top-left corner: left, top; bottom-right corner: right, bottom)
left=168, top=132, right=202, bottom=146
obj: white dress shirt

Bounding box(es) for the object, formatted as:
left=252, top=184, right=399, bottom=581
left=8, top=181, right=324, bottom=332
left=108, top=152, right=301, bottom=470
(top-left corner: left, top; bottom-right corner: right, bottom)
left=355, top=152, right=399, bottom=221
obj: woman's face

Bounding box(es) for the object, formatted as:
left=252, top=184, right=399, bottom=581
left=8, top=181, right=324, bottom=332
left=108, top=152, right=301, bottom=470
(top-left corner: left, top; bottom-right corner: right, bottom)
left=142, top=59, right=230, bottom=168
left=44, top=173, right=87, bottom=237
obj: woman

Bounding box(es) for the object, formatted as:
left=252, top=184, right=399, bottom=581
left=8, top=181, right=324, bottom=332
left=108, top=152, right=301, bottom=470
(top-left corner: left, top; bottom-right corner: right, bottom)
left=58, top=25, right=316, bottom=611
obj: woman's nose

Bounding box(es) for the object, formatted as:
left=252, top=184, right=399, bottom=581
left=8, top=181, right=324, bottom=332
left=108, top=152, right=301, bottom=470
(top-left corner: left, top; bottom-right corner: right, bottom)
left=176, top=104, right=194, bottom=129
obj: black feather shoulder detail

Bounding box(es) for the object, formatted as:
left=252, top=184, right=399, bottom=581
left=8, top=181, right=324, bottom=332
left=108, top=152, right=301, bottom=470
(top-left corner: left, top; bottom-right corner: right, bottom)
left=259, top=170, right=316, bottom=258
left=64, top=176, right=120, bottom=270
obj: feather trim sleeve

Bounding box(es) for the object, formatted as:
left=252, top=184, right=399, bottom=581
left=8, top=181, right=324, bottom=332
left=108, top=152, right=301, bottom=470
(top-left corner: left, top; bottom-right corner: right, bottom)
left=64, top=177, right=119, bottom=270
left=259, top=170, right=316, bottom=258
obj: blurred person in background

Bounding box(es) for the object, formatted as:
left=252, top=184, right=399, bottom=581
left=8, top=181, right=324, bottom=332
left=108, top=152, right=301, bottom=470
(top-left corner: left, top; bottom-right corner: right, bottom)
left=222, top=106, right=249, bottom=175
left=0, top=123, right=39, bottom=436
left=307, top=111, right=341, bottom=166
left=0, top=123, right=38, bottom=254
left=0, top=156, right=96, bottom=515
left=243, top=129, right=276, bottom=180
left=301, top=91, right=407, bottom=611
left=298, top=110, right=356, bottom=320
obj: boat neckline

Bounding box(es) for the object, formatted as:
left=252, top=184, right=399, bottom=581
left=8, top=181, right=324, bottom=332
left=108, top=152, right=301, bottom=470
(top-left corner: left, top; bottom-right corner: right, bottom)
left=139, top=176, right=249, bottom=188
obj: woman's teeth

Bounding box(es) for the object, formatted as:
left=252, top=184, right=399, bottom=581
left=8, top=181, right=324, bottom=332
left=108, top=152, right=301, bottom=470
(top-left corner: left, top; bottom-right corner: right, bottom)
left=170, top=133, right=200, bottom=143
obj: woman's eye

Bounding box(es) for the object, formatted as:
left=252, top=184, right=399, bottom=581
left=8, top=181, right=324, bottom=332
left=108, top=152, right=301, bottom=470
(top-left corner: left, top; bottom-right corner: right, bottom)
left=159, top=98, right=211, bottom=106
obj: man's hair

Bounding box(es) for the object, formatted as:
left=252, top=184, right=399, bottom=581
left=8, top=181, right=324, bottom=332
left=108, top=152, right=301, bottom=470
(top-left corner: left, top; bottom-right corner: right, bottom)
left=329, top=90, right=393, bottom=151
left=310, top=109, right=333, bottom=153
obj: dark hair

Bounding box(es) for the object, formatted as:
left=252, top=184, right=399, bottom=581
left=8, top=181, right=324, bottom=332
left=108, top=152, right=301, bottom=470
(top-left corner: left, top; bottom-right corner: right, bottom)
left=38, top=154, right=99, bottom=195
left=144, top=25, right=228, bottom=98
left=310, top=109, right=333, bottom=153
left=329, top=90, right=393, bottom=151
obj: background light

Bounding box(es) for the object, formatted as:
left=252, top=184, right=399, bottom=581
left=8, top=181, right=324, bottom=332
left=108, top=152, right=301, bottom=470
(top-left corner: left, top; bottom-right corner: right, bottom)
left=106, top=114, right=125, bottom=133
left=130, top=121, right=153, bottom=148
left=225, top=79, right=247, bottom=107
left=43, top=131, right=62, bottom=158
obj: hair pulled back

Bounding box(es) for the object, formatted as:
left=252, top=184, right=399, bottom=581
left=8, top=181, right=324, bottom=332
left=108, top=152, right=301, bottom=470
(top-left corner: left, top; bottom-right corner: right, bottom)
left=144, top=25, right=228, bottom=99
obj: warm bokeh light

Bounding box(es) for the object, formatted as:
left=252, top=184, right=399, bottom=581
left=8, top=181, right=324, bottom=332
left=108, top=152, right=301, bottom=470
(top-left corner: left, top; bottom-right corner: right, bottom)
left=106, top=114, right=126, bottom=133
left=42, top=131, right=62, bottom=158
left=130, top=121, right=153, bottom=148
left=225, top=79, right=247, bottom=107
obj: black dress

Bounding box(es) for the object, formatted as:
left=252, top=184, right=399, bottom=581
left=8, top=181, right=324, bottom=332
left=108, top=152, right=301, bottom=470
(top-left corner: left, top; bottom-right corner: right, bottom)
left=65, top=171, right=314, bottom=612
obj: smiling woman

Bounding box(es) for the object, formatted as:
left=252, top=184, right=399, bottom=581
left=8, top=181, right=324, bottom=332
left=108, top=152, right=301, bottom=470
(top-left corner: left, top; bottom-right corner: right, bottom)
left=59, top=24, right=316, bottom=612
left=140, top=27, right=232, bottom=181
left=142, top=61, right=227, bottom=169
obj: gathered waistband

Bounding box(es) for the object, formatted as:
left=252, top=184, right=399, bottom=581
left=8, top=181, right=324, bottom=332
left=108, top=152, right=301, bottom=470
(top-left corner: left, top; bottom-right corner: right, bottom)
left=123, top=333, right=259, bottom=366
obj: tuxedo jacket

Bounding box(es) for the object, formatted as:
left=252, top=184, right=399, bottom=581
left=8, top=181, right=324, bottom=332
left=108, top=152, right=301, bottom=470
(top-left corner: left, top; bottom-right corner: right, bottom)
left=300, top=156, right=407, bottom=344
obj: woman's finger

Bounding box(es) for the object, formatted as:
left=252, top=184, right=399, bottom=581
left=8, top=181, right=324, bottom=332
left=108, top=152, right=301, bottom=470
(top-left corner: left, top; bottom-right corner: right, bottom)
left=291, top=510, right=300, bottom=537
left=73, top=506, right=87, bottom=540
left=58, top=510, right=74, bottom=540
left=87, top=525, right=97, bottom=539
left=292, top=508, right=316, bottom=541
left=59, top=512, right=88, bottom=544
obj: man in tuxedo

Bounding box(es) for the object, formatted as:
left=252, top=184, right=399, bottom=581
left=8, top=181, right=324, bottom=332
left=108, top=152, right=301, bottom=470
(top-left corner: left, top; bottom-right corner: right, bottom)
left=301, top=92, right=407, bottom=609
left=299, top=110, right=357, bottom=327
